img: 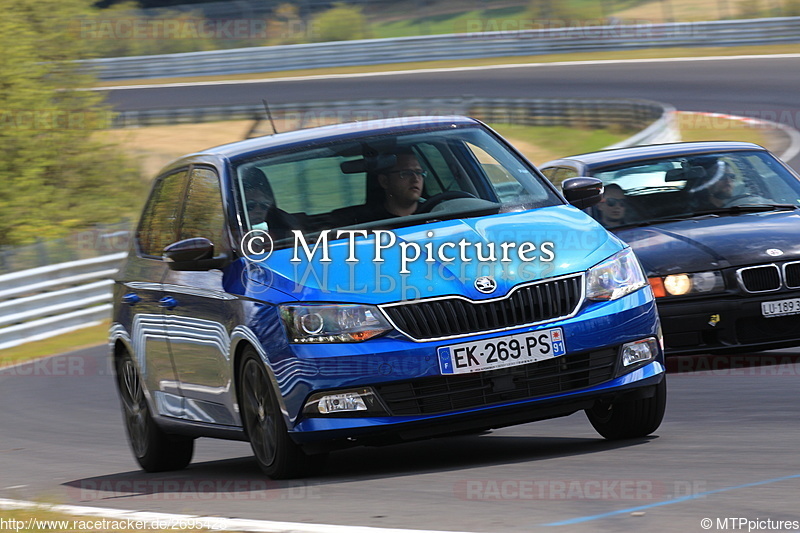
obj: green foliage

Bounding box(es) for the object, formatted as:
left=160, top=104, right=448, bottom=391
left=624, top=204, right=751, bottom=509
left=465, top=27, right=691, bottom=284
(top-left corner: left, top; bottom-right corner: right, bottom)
left=84, top=3, right=222, bottom=57
left=268, top=3, right=308, bottom=45
left=310, top=3, right=370, bottom=43
left=0, top=0, right=146, bottom=246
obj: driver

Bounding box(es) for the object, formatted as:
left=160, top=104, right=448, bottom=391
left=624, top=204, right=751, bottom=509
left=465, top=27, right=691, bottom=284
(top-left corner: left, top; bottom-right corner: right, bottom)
left=375, top=148, right=427, bottom=217
left=688, top=160, right=738, bottom=209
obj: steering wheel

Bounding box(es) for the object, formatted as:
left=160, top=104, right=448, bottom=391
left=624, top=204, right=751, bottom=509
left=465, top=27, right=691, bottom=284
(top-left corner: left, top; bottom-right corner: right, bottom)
left=417, top=191, right=477, bottom=213
left=723, top=193, right=762, bottom=207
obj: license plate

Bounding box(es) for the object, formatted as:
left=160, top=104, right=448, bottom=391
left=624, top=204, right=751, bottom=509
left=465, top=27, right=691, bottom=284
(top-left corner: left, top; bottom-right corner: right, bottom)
left=762, top=298, right=800, bottom=318
left=437, top=328, right=566, bottom=375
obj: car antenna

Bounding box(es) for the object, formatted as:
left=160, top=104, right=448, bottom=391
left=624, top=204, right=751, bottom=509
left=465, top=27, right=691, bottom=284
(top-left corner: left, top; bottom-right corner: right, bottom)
left=262, top=98, right=278, bottom=135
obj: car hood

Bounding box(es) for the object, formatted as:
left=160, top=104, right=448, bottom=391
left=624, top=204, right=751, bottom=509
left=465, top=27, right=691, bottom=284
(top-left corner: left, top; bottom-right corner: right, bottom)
left=247, top=206, right=622, bottom=304
left=614, top=210, right=800, bottom=276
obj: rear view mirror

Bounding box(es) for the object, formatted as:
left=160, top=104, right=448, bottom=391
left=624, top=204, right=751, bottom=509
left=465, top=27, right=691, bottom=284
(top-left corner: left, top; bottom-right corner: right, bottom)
left=562, top=177, right=604, bottom=209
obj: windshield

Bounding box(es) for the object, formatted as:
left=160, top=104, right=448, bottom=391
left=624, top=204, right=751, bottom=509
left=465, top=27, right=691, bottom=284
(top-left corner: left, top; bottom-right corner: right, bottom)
left=233, top=126, right=561, bottom=247
left=589, top=150, right=800, bottom=229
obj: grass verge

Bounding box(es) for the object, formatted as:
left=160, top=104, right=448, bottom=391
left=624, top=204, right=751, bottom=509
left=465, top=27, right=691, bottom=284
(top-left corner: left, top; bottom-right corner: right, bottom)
left=0, top=322, right=110, bottom=368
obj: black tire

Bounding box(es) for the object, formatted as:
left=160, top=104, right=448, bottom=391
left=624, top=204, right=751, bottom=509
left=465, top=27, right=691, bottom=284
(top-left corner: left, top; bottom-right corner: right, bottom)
left=115, top=351, right=194, bottom=472
left=238, top=348, right=327, bottom=479
left=586, top=379, right=666, bottom=440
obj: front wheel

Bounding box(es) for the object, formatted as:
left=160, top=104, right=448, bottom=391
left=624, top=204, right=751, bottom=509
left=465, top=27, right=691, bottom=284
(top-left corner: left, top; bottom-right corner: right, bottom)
left=115, top=350, right=194, bottom=472
left=238, top=348, right=327, bottom=479
left=586, top=380, right=666, bottom=440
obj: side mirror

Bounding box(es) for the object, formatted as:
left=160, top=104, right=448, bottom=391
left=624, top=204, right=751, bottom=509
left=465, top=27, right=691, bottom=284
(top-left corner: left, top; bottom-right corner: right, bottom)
left=163, top=237, right=228, bottom=271
left=562, top=177, right=604, bottom=209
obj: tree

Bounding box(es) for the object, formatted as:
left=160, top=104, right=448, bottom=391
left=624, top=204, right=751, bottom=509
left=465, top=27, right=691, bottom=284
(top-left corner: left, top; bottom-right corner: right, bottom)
left=310, top=3, right=370, bottom=43
left=0, top=0, right=146, bottom=246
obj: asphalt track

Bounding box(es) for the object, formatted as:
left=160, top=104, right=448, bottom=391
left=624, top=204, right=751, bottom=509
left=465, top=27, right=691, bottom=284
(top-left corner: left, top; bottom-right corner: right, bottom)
left=2, top=56, right=800, bottom=532
left=102, top=55, right=800, bottom=168
left=2, top=346, right=800, bottom=532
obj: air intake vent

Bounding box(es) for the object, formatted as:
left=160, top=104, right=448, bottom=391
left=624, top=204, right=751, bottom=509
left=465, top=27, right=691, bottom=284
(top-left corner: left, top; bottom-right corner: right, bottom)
left=737, top=265, right=781, bottom=293
left=784, top=262, right=800, bottom=289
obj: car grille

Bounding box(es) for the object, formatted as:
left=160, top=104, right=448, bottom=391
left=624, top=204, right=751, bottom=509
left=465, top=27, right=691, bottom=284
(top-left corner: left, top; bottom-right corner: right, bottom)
left=737, top=265, right=781, bottom=292
left=381, top=274, right=583, bottom=341
left=373, top=348, right=617, bottom=416
left=785, top=262, right=800, bottom=289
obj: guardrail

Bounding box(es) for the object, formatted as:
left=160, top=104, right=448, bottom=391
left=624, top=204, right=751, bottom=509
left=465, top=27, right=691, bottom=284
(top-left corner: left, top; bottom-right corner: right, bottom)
left=112, top=97, right=678, bottom=147
left=84, top=16, right=800, bottom=80
left=0, top=97, right=675, bottom=350
left=0, top=253, right=125, bottom=351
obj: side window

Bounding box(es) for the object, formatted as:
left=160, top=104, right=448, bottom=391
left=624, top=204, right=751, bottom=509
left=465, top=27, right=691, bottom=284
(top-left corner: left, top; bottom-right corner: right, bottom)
left=179, top=167, right=227, bottom=248
left=416, top=143, right=455, bottom=196
left=540, top=167, right=559, bottom=180
left=466, top=142, right=515, bottom=185
left=263, top=157, right=364, bottom=214
left=552, top=167, right=579, bottom=187
left=136, top=169, right=188, bottom=258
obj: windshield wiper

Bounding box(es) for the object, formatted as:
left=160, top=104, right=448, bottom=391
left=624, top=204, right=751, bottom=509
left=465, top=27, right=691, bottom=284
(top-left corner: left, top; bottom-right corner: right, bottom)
left=613, top=204, right=798, bottom=230
left=682, top=203, right=798, bottom=217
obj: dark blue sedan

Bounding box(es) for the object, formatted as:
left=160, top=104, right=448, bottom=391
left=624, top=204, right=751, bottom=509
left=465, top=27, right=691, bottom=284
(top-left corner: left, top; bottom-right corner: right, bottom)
left=541, top=141, right=800, bottom=355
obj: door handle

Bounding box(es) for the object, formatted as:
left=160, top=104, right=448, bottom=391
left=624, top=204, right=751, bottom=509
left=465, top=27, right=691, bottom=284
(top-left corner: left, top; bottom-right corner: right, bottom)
left=122, top=293, right=141, bottom=305
left=158, top=296, right=178, bottom=309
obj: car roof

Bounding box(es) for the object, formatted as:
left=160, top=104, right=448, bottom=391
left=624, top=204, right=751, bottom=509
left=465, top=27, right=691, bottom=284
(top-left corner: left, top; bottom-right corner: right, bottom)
left=542, top=141, right=767, bottom=170
left=198, top=115, right=479, bottom=159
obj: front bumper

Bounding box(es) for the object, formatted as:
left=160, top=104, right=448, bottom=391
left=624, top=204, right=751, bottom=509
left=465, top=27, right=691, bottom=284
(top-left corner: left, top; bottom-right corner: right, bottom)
left=292, top=361, right=664, bottom=451
left=659, top=290, right=800, bottom=355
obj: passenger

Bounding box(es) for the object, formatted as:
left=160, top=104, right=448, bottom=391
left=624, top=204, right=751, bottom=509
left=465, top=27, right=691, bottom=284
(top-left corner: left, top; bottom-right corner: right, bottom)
left=596, top=183, right=628, bottom=228
left=241, top=167, right=300, bottom=239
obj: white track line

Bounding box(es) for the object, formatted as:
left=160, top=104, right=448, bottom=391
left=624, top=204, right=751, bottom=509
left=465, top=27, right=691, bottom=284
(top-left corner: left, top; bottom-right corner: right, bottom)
left=91, top=53, right=800, bottom=91
left=0, top=498, right=476, bottom=533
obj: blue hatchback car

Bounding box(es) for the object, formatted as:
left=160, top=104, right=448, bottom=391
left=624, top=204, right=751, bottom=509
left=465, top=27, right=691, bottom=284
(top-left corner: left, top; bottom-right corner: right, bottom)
left=111, top=116, right=665, bottom=478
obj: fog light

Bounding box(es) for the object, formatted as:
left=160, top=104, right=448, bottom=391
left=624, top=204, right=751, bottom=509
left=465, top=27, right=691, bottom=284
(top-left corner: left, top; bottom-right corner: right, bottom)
left=621, top=338, right=658, bottom=367
left=303, top=387, right=385, bottom=416
left=319, top=393, right=366, bottom=413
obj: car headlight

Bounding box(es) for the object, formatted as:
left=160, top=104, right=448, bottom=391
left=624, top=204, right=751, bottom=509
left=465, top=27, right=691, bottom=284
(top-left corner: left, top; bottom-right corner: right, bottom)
left=648, top=271, right=725, bottom=297
left=586, top=248, right=647, bottom=301
left=279, top=304, right=392, bottom=343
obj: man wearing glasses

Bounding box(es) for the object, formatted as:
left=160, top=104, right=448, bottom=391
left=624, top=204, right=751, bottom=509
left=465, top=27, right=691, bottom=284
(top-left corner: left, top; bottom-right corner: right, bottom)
left=376, top=149, right=427, bottom=218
